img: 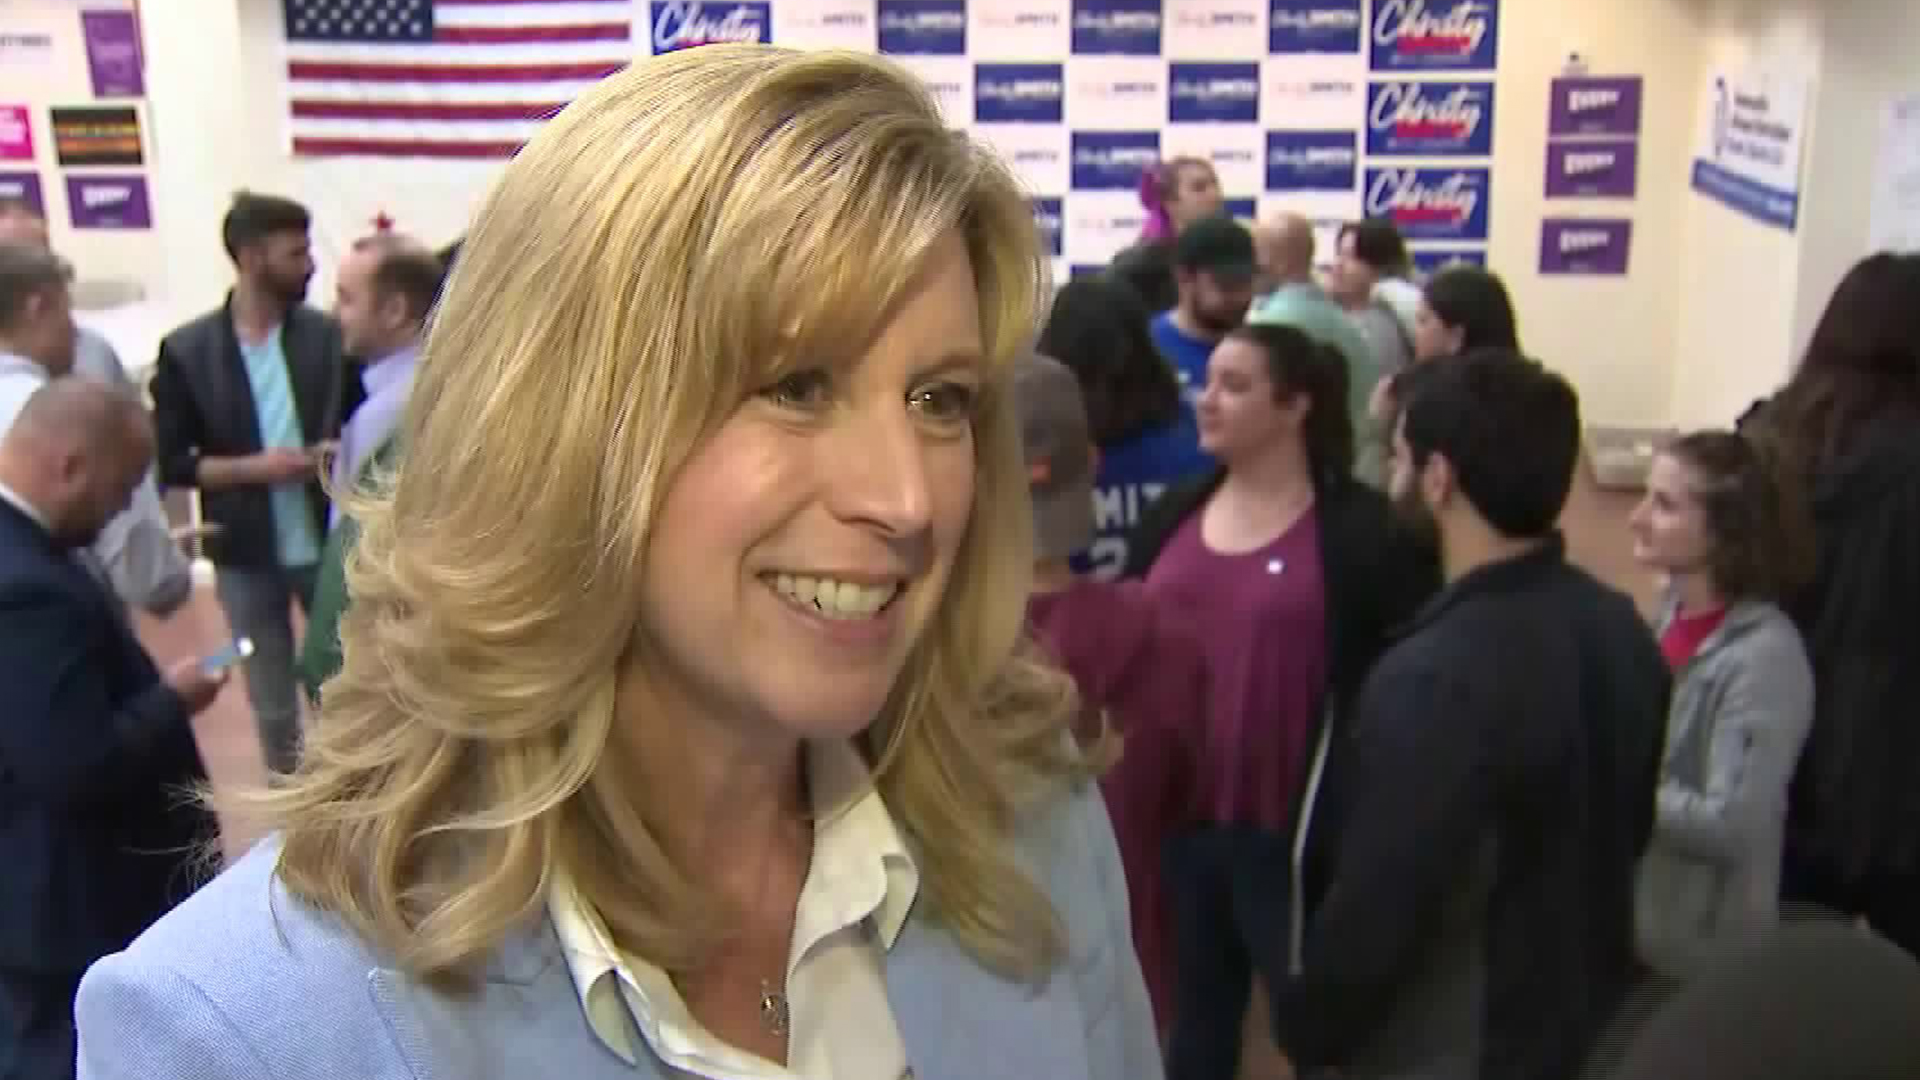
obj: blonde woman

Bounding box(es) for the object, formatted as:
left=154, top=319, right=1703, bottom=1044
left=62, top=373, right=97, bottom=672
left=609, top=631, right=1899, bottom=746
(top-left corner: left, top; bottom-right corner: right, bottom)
left=72, top=45, right=1155, bottom=1080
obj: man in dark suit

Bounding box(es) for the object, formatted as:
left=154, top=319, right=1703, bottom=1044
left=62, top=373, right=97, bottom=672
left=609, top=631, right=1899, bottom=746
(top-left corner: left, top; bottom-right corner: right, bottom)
left=149, top=191, right=359, bottom=774
left=0, top=378, right=226, bottom=1080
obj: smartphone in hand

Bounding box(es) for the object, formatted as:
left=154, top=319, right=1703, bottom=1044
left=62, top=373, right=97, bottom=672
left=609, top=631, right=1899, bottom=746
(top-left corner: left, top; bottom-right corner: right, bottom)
left=201, top=637, right=256, bottom=676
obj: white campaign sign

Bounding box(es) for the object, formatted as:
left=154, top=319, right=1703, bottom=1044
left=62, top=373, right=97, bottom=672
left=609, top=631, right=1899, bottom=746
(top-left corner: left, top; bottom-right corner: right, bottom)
left=1868, top=92, right=1920, bottom=254
left=1689, top=67, right=1810, bottom=231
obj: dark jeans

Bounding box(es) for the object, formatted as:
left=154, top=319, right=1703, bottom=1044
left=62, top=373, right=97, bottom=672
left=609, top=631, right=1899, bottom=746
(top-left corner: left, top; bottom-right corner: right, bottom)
left=213, top=563, right=320, bottom=775
left=0, top=969, right=82, bottom=1080
left=1165, top=827, right=1293, bottom=1080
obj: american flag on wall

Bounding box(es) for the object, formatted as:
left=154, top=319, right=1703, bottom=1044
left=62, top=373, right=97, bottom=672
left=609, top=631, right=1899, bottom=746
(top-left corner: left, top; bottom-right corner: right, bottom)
left=280, top=0, right=634, bottom=159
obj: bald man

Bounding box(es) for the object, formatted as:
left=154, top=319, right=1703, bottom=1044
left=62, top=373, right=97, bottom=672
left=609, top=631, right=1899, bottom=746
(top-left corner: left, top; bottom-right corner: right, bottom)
left=0, top=196, right=193, bottom=618
left=1251, top=213, right=1314, bottom=298
left=1247, top=213, right=1387, bottom=485
left=0, top=379, right=222, bottom=1080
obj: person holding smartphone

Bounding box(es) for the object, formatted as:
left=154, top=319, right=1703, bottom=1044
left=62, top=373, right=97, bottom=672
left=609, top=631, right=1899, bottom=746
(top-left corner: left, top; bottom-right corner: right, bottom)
left=0, top=378, right=226, bottom=1080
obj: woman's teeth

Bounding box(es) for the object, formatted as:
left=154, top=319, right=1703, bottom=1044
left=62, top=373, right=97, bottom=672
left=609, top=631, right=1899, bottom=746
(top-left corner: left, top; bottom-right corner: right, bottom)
left=769, top=573, right=898, bottom=619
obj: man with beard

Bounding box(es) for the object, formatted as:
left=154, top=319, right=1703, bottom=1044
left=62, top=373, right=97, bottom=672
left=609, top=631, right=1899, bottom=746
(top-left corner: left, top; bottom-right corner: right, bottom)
left=1150, top=215, right=1256, bottom=413
left=1265, top=351, right=1669, bottom=1080
left=149, top=191, right=357, bottom=776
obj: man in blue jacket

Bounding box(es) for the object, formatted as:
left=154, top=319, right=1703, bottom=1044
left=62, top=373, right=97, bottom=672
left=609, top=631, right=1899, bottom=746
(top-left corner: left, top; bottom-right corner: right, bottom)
left=0, top=379, right=225, bottom=1080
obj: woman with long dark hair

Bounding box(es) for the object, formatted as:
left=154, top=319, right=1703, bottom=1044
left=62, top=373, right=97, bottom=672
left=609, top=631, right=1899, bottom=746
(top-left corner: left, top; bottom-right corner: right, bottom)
left=1628, top=431, right=1815, bottom=973
left=1746, top=251, right=1920, bottom=960
left=1125, top=323, right=1436, bottom=1078
left=1038, top=276, right=1212, bottom=577
left=1411, top=264, right=1518, bottom=362
left=1368, top=264, right=1520, bottom=432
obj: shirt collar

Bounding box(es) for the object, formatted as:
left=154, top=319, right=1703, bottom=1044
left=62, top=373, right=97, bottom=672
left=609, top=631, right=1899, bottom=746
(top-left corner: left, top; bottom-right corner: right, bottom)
left=548, top=739, right=919, bottom=1064
left=361, top=343, right=422, bottom=398
left=805, top=736, right=919, bottom=947
left=0, top=479, right=50, bottom=532
left=1408, top=532, right=1569, bottom=635
left=0, top=350, right=45, bottom=378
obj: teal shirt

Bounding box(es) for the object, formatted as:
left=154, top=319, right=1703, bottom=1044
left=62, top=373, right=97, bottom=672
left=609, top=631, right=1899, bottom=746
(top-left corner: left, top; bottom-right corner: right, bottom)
left=237, top=327, right=322, bottom=568
left=1249, top=282, right=1389, bottom=485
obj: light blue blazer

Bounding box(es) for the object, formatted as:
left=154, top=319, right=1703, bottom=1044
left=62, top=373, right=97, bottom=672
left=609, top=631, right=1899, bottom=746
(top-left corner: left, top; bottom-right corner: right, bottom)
left=74, top=780, right=1162, bottom=1080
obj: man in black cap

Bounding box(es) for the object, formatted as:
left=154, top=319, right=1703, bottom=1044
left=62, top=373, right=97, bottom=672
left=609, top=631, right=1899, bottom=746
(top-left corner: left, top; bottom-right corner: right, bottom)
left=1149, top=215, right=1257, bottom=412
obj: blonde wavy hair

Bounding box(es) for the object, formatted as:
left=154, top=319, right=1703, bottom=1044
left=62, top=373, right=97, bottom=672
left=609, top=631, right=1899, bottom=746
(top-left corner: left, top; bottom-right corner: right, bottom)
left=233, top=44, right=1102, bottom=991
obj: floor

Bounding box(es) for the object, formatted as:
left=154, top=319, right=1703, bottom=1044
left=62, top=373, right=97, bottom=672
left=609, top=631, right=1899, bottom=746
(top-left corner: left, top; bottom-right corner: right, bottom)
left=136, top=465, right=1653, bottom=1050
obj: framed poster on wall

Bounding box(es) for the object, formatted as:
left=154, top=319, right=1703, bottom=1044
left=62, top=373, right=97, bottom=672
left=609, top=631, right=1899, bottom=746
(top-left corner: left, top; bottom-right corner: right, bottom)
left=50, top=105, right=144, bottom=167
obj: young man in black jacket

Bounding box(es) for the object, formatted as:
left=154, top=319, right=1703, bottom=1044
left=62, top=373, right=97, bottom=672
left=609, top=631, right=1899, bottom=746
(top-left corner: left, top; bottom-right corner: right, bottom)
left=148, top=192, right=358, bottom=775
left=1269, top=350, right=1670, bottom=1080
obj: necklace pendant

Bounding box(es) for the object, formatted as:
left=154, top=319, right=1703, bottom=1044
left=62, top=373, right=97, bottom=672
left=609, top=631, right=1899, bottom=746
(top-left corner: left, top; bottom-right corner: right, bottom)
left=1266, top=557, right=1286, bottom=575
left=758, top=979, right=790, bottom=1038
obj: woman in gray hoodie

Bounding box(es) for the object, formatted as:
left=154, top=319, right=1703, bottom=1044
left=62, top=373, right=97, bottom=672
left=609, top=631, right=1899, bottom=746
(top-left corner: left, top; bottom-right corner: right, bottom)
left=1627, top=431, right=1815, bottom=974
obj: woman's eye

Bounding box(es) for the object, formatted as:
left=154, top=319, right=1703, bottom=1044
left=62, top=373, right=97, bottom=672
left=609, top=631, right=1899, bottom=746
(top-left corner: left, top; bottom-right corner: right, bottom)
left=909, top=382, right=979, bottom=425
left=761, top=369, right=833, bottom=410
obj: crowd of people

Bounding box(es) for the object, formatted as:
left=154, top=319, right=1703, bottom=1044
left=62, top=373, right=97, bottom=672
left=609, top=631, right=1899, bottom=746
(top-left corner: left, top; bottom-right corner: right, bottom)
left=0, top=42, right=1915, bottom=1080
left=1031, top=154, right=1920, bottom=1077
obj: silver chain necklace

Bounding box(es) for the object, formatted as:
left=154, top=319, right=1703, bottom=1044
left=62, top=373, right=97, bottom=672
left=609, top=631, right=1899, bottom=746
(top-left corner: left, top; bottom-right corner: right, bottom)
left=752, top=814, right=804, bottom=1040
left=758, top=978, right=790, bottom=1036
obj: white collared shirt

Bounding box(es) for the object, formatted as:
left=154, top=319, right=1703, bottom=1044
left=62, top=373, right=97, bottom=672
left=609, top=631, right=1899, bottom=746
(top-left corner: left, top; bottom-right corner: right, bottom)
left=0, top=350, right=47, bottom=437
left=551, top=739, right=918, bottom=1080
left=0, top=478, right=48, bottom=531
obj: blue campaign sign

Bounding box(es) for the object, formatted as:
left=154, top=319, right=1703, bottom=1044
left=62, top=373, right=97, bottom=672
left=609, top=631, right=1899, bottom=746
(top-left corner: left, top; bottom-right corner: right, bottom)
left=1269, top=0, right=1363, bottom=54
left=1412, top=248, right=1488, bottom=275
left=1365, top=80, right=1495, bottom=156
left=1265, top=130, right=1358, bottom=191
left=1168, top=62, right=1261, bottom=124
left=648, top=1, right=769, bottom=52
left=974, top=63, right=1065, bottom=124
left=1369, top=0, right=1498, bottom=72
left=1071, top=130, right=1161, bottom=190
left=1362, top=166, right=1491, bottom=242
left=1071, top=0, right=1161, bottom=54
left=876, top=0, right=966, bottom=54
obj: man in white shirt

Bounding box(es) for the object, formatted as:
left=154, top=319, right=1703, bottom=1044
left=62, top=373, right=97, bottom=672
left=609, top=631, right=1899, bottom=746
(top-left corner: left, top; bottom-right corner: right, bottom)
left=0, top=198, right=192, bottom=616
left=0, top=243, right=77, bottom=426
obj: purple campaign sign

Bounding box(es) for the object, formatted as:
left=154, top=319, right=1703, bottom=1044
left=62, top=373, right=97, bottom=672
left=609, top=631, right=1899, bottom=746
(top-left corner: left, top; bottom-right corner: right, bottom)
left=1548, top=76, right=1642, bottom=138
left=1539, top=218, right=1631, bottom=275
left=1544, top=139, right=1637, bottom=198
left=0, top=172, right=43, bottom=214
left=81, top=10, right=145, bottom=97
left=67, top=174, right=151, bottom=229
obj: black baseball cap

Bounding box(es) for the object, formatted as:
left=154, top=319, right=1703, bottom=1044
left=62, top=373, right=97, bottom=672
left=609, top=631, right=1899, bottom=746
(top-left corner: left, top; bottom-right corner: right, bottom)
left=1172, top=214, right=1256, bottom=281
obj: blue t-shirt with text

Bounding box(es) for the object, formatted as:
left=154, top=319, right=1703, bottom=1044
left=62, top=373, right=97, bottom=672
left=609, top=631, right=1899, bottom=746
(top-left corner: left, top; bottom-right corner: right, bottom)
left=1073, top=411, right=1213, bottom=581
left=1149, top=312, right=1218, bottom=411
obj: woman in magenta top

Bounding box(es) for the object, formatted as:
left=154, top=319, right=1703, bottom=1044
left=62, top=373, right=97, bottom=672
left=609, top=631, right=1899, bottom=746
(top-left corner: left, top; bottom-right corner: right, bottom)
left=1124, top=324, right=1435, bottom=1078
left=1126, top=324, right=1429, bottom=831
